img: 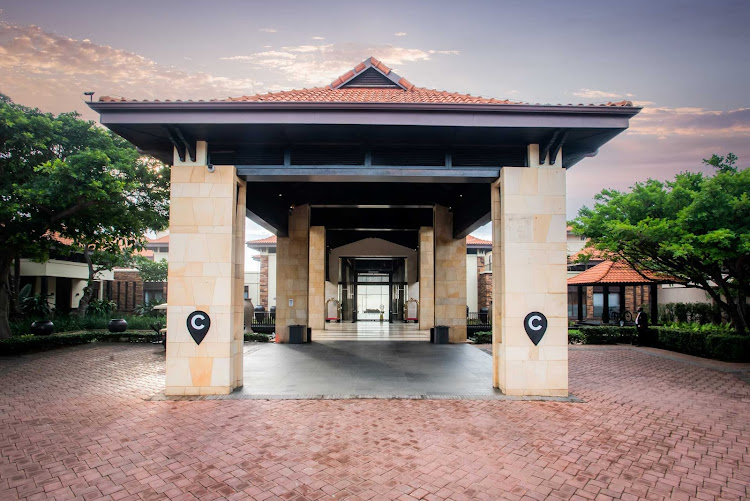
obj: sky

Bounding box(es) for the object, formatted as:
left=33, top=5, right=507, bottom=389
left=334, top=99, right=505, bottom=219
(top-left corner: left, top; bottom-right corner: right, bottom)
left=1, top=0, right=748, bottom=268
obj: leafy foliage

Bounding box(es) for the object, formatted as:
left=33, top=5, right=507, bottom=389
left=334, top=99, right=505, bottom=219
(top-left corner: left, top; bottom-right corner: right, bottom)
left=133, top=299, right=166, bottom=317
left=469, top=331, right=492, bottom=344
left=572, top=154, right=750, bottom=333
left=132, top=255, right=168, bottom=282
left=0, top=94, right=170, bottom=336
left=85, top=299, right=117, bottom=317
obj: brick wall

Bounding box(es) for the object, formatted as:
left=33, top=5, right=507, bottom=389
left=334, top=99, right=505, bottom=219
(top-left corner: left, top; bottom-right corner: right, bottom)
left=112, top=271, right=143, bottom=312
left=259, top=255, right=269, bottom=308
left=477, top=256, right=493, bottom=310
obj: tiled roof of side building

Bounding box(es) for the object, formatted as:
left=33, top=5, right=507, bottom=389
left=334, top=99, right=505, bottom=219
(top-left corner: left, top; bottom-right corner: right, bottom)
left=466, top=235, right=492, bottom=246
left=568, top=246, right=609, bottom=262
left=567, top=260, right=679, bottom=285
left=246, top=235, right=278, bottom=245
left=146, top=235, right=170, bottom=244
left=98, top=57, right=634, bottom=108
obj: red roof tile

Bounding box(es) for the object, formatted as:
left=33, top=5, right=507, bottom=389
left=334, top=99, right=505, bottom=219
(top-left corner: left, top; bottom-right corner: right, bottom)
left=246, top=235, right=278, bottom=246
left=567, top=260, right=677, bottom=285
left=99, top=57, right=635, bottom=108
left=568, top=246, right=609, bottom=262
left=147, top=235, right=170, bottom=244
left=466, top=235, right=492, bottom=246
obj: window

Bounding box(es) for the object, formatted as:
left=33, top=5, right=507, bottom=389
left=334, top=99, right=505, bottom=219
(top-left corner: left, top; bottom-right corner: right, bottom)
left=593, top=291, right=620, bottom=317
left=244, top=286, right=249, bottom=300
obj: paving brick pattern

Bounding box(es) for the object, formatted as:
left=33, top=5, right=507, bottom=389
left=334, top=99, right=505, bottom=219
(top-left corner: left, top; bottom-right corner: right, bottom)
left=1, top=344, right=749, bottom=500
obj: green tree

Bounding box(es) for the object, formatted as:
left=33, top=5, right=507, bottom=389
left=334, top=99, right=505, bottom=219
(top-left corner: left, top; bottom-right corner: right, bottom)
left=572, top=154, right=749, bottom=334
left=0, top=94, right=170, bottom=337
left=132, top=255, right=168, bottom=282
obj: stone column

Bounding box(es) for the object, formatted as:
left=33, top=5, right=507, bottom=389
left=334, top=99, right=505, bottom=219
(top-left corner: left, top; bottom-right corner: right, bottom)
left=165, top=141, right=246, bottom=396
left=275, top=205, right=310, bottom=342
left=308, top=226, right=326, bottom=330
left=492, top=144, right=568, bottom=396
left=418, top=227, right=434, bottom=331
left=434, top=205, right=468, bottom=342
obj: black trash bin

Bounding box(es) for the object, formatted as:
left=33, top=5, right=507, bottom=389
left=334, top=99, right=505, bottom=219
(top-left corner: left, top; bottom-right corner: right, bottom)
left=307, top=327, right=312, bottom=343
left=433, top=325, right=450, bottom=344
left=479, top=307, right=489, bottom=324
left=254, top=305, right=266, bottom=324
left=289, top=324, right=306, bottom=344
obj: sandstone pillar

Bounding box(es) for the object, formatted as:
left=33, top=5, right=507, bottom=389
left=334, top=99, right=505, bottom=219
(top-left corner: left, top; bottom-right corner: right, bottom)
left=165, top=141, right=245, bottom=395
left=308, top=226, right=326, bottom=330
left=434, top=205, right=467, bottom=342
left=275, top=205, right=310, bottom=342
left=492, top=144, right=568, bottom=396
left=418, top=227, right=435, bottom=331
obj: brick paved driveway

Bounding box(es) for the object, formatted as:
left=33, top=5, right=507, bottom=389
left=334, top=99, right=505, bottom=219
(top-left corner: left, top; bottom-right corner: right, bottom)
left=0, top=344, right=748, bottom=500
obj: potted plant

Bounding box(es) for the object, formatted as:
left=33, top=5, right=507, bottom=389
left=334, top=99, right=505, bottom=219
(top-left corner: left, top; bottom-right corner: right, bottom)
left=19, top=285, right=54, bottom=336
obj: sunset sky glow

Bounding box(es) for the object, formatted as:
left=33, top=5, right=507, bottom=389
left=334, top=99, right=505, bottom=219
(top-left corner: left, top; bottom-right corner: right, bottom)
left=1, top=0, right=748, bottom=250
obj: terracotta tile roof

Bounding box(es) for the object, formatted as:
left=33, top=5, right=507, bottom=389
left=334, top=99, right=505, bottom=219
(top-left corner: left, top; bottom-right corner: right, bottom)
left=98, top=57, right=634, bottom=108
left=146, top=235, right=170, bottom=244
left=466, top=235, right=492, bottom=246
left=567, top=260, right=676, bottom=285
left=246, top=235, right=278, bottom=246
left=568, top=246, right=609, bottom=262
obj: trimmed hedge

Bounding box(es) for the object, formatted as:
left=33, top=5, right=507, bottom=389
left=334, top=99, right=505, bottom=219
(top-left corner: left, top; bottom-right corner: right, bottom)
left=0, top=331, right=160, bottom=356
left=10, top=315, right=163, bottom=337
left=469, top=331, right=492, bottom=344
left=569, top=325, right=750, bottom=362
left=244, top=332, right=271, bottom=342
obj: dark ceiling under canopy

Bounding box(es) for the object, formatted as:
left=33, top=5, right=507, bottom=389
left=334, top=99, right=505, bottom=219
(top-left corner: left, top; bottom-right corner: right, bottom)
left=88, top=57, right=640, bottom=241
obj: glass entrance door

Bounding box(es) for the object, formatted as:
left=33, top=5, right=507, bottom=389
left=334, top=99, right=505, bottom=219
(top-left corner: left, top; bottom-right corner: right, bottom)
left=356, top=283, right=389, bottom=321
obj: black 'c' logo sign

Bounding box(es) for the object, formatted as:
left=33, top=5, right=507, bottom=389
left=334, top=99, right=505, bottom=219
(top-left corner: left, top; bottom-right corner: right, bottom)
left=523, top=312, right=548, bottom=346
left=187, top=310, right=211, bottom=345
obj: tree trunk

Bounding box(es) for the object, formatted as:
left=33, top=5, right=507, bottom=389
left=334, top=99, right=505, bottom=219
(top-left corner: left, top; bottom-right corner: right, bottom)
left=10, top=255, right=22, bottom=319
left=0, top=253, right=14, bottom=339
left=77, top=247, right=96, bottom=318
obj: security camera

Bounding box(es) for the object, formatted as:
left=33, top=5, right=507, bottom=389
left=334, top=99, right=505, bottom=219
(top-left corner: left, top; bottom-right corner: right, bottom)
left=207, top=164, right=215, bottom=173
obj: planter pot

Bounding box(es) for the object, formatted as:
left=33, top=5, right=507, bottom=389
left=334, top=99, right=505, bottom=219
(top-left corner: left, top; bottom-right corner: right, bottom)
left=30, top=320, right=54, bottom=336
left=108, top=318, right=128, bottom=333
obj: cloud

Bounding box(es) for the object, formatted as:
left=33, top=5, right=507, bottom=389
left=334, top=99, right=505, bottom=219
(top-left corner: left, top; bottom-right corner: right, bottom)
left=394, top=32, right=407, bottom=37
left=259, top=28, right=277, bottom=33
left=572, top=88, right=624, bottom=99
left=0, top=21, right=263, bottom=117
left=628, top=106, right=750, bottom=138
left=566, top=104, right=750, bottom=216
left=312, top=36, right=325, bottom=40
left=221, top=43, right=459, bottom=85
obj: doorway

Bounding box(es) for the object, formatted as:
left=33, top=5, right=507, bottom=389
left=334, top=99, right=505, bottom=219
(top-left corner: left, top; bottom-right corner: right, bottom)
left=356, top=279, right=389, bottom=321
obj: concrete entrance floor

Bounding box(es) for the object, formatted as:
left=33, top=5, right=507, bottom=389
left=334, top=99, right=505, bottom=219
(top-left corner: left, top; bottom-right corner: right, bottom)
left=313, top=322, right=429, bottom=341
left=238, top=341, right=500, bottom=398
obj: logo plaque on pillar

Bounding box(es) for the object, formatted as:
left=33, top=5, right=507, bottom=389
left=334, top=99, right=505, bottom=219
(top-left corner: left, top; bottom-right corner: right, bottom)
left=187, top=310, right=211, bottom=345
left=523, top=312, right=548, bottom=346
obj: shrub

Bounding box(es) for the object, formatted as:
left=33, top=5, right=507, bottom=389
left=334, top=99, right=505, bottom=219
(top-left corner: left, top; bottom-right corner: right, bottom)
left=9, top=314, right=159, bottom=337
left=470, top=331, right=492, bottom=344
left=133, top=299, right=166, bottom=317
left=244, top=332, right=271, bottom=342
left=572, top=326, right=633, bottom=345
left=0, top=331, right=161, bottom=356
left=568, top=325, right=750, bottom=362
left=653, top=327, right=750, bottom=362
left=568, top=329, right=584, bottom=344
left=86, top=299, right=117, bottom=317
left=659, top=302, right=722, bottom=325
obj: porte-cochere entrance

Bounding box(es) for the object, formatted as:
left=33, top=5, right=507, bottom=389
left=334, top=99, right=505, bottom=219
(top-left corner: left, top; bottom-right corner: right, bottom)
left=89, top=57, right=639, bottom=396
